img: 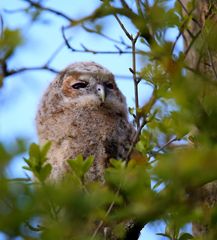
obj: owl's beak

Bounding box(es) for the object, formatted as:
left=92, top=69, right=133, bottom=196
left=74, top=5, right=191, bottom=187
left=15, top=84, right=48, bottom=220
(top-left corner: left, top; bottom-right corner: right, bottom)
left=96, top=84, right=106, bottom=102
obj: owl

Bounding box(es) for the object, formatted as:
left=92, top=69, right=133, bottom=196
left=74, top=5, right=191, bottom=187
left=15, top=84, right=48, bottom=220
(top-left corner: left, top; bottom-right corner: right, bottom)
left=36, top=61, right=135, bottom=182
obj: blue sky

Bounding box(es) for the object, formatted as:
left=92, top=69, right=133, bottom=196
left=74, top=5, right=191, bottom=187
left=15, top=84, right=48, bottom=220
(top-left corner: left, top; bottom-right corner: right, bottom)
left=0, top=1, right=183, bottom=239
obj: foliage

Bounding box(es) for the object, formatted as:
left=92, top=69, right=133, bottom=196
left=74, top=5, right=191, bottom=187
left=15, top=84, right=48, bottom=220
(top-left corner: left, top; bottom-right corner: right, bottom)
left=0, top=28, right=23, bottom=86
left=23, top=142, right=52, bottom=182
left=1, top=0, right=217, bottom=239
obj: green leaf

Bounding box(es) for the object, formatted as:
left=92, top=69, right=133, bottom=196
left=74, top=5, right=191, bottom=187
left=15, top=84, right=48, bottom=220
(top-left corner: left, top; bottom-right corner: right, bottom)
left=68, top=154, right=94, bottom=179
left=41, top=141, right=52, bottom=164
left=0, top=28, right=23, bottom=59
left=68, top=154, right=83, bottom=178
left=22, top=166, right=31, bottom=171
left=109, top=159, right=125, bottom=169
left=82, top=155, right=94, bottom=173
left=39, top=163, right=52, bottom=182
left=156, top=233, right=172, bottom=239
left=23, top=142, right=52, bottom=181
left=128, top=107, right=135, bottom=116
left=23, top=157, right=33, bottom=169
left=178, top=233, right=193, bottom=240
left=29, top=143, right=40, bottom=160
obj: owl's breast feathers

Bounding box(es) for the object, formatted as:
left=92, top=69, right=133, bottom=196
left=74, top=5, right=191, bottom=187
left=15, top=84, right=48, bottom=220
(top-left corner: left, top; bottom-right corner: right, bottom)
left=37, top=103, right=134, bottom=181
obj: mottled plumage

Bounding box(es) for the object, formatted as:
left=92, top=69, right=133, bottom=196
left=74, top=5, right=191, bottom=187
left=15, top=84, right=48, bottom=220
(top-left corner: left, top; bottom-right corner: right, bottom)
left=36, top=62, right=135, bottom=181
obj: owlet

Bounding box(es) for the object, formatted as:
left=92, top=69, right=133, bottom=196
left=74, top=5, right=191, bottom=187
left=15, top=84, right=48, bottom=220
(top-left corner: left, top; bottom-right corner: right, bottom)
left=36, top=62, right=135, bottom=181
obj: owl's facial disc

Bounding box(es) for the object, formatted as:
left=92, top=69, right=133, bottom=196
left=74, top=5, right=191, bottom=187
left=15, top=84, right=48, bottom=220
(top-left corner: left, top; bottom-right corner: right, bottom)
left=61, top=73, right=126, bottom=113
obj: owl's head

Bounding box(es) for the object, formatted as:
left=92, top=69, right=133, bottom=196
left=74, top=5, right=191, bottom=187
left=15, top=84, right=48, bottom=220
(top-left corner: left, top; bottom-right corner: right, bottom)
left=56, top=62, right=127, bottom=117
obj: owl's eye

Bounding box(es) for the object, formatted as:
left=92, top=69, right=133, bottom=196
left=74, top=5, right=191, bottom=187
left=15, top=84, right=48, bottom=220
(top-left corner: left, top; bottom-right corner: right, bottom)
left=105, top=82, right=114, bottom=89
left=71, top=82, right=88, bottom=89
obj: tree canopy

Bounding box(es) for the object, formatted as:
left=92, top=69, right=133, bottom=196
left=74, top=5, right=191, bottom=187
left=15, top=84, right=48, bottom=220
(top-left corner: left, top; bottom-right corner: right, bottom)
left=1, top=0, right=217, bottom=239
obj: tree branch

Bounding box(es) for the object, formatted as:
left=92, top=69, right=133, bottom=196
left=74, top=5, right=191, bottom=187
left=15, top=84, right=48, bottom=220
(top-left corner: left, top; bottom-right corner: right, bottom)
left=3, top=63, right=134, bottom=81
left=155, top=137, right=178, bottom=154
left=149, top=137, right=179, bottom=161
left=6, top=177, right=32, bottom=182
left=131, top=32, right=140, bottom=129
left=114, top=14, right=132, bottom=40
left=136, top=0, right=145, bottom=17
left=120, top=0, right=131, bottom=11
left=113, top=14, right=141, bottom=129
left=171, top=17, right=189, bottom=55
left=178, top=0, right=201, bottom=27
left=5, top=66, right=58, bottom=76
left=90, top=190, right=119, bottom=240
left=126, top=117, right=147, bottom=165
left=61, top=26, right=139, bottom=55
left=184, top=29, right=202, bottom=59
left=25, top=222, right=45, bottom=232
left=177, top=0, right=190, bottom=16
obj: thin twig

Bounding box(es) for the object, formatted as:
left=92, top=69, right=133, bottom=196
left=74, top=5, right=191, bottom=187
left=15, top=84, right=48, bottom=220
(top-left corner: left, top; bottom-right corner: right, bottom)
left=186, top=28, right=195, bottom=39
left=177, top=2, right=202, bottom=56
left=184, top=29, right=201, bottom=59
left=177, top=0, right=201, bottom=27
left=136, top=0, right=144, bottom=17
left=6, top=177, right=32, bottom=182
left=156, top=137, right=178, bottom=154
left=5, top=66, right=58, bottom=76
left=61, top=26, right=138, bottom=55
left=177, top=0, right=189, bottom=16
left=126, top=117, right=147, bottom=164
left=120, top=0, right=131, bottom=10
left=61, top=26, right=72, bottom=49
left=149, top=137, right=178, bottom=161
left=114, top=14, right=132, bottom=40
left=3, top=64, right=135, bottom=80
left=90, top=189, right=120, bottom=239
left=25, top=222, right=45, bottom=232
left=131, top=32, right=140, bottom=129
left=171, top=18, right=189, bottom=55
